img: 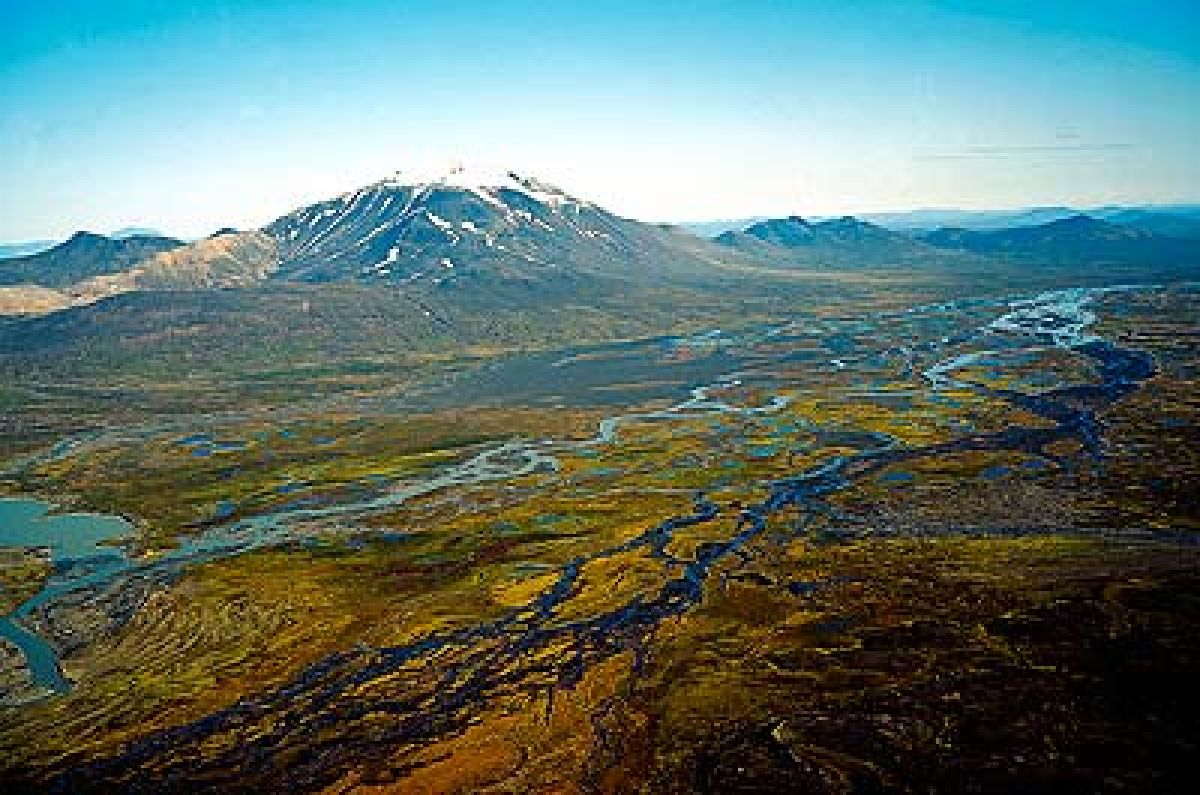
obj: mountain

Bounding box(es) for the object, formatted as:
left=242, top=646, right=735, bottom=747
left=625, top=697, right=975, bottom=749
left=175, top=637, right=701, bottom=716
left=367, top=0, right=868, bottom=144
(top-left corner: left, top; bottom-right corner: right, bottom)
left=917, top=214, right=1195, bottom=264
left=110, top=226, right=167, bottom=239
left=65, top=230, right=280, bottom=298
left=2, top=172, right=1195, bottom=330
left=0, top=232, right=276, bottom=315
left=0, top=168, right=759, bottom=317
left=716, top=216, right=821, bottom=248
left=677, top=218, right=768, bottom=237
left=682, top=207, right=1090, bottom=236
left=713, top=215, right=950, bottom=266
left=1093, top=203, right=1200, bottom=222
left=860, top=206, right=1081, bottom=232
left=854, top=203, right=1200, bottom=234
left=1093, top=209, right=1200, bottom=239
left=0, top=240, right=57, bottom=260
left=1, top=174, right=1198, bottom=386
left=262, top=166, right=734, bottom=289
left=0, top=169, right=801, bottom=369
left=0, top=231, right=184, bottom=287
left=0, top=228, right=173, bottom=262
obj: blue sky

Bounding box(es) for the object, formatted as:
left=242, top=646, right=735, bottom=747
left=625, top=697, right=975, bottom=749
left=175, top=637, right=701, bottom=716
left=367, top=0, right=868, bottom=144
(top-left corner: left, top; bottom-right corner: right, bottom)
left=2, top=0, right=1198, bottom=238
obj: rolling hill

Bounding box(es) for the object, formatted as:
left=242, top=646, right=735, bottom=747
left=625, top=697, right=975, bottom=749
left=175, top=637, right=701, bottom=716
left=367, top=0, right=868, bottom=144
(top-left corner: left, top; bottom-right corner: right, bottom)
left=1093, top=209, right=1200, bottom=240
left=0, top=240, right=57, bottom=260
left=917, top=214, right=1196, bottom=265
left=0, top=232, right=184, bottom=287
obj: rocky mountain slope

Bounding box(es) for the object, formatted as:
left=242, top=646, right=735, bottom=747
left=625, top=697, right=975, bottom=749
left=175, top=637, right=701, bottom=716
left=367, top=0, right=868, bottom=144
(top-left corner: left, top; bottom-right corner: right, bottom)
left=0, top=232, right=183, bottom=287
left=0, top=168, right=752, bottom=316
left=263, top=166, right=737, bottom=289
left=0, top=232, right=277, bottom=315
left=1, top=173, right=1195, bottom=328
left=714, top=215, right=957, bottom=267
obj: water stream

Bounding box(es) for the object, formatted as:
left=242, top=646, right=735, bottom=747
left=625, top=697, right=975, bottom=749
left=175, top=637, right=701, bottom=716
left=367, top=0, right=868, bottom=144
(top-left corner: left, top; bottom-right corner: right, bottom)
left=0, top=285, right=1158, bottom=709
left=41, top=283, right=1171, bottom=792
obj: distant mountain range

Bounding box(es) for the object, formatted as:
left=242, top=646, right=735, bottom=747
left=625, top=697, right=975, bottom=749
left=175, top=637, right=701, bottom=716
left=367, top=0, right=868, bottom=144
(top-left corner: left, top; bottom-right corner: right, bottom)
left=0, top=231, right=184, bottom=287
left=1089, top=208, right=1200, bottom=239
left=676, top=218, right=769, bottom=238
left=916, top=214, right=1194, bottom=265
left=12, top=201, right=1193, bottom=268
left=0, top=168, right=756, bottom=321
left=0, top=170, right=1195, bottom=385
left=0, top=240, right=57, bottom=260
left=713, top=215, right=954, bottom=267
left=680, top=203, right=1200, bottom=237
left=0, top=172, right=1195, bottom=326
left=0, top=228, right=175, bottom=261
left=109, top=226, right=168, bottom=240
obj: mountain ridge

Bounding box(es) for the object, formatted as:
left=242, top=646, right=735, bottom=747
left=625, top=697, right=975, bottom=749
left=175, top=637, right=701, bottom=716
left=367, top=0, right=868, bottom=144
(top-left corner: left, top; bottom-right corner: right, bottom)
left=916, top=213, right=1194, bottom=264
left=713, top=214, right=957, bottom=268
left=261, top=165, right=734, bottom=289
left=0, top=175, right=1197, bottom=319
left=0, top=231, right=184, bottom=288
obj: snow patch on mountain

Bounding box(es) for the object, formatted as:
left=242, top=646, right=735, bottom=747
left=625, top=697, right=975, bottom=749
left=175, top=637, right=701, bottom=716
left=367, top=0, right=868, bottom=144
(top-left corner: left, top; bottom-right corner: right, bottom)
left=376, top=164, right=587, bottom=211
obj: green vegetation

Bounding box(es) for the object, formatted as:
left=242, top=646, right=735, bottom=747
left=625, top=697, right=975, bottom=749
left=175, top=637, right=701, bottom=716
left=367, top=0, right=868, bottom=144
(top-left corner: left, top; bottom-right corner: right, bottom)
left=0, top=548, right=50, bottom=614
left=0, top=284, right=1197, bottom=793
left=16, top=408, right=605, bottom=551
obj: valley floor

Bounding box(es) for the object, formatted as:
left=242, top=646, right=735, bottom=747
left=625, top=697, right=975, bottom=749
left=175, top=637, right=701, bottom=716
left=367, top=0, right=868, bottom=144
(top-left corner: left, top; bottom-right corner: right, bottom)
left=0, top=282, right=1197, bottom=793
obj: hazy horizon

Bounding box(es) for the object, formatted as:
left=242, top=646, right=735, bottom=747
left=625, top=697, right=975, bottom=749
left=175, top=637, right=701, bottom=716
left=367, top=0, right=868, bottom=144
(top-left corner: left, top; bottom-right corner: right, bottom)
left=3, top=0, right=1199, bottom=240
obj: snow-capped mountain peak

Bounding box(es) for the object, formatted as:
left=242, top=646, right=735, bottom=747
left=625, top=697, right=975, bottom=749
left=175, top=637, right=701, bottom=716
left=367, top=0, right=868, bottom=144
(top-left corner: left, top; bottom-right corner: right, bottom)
left=370, top=164, right=584, bottom=209
left=264, top=165, right=620, bottom=283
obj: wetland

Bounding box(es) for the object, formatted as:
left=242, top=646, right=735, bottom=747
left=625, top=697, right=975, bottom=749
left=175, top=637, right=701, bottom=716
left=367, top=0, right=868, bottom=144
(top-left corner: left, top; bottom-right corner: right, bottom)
left=1, top=282, right=1198, bottom=792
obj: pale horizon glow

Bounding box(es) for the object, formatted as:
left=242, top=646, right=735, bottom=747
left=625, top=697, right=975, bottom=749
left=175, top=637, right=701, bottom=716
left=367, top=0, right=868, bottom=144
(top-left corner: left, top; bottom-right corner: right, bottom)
left=2, top=1, right=1199, bottom=240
